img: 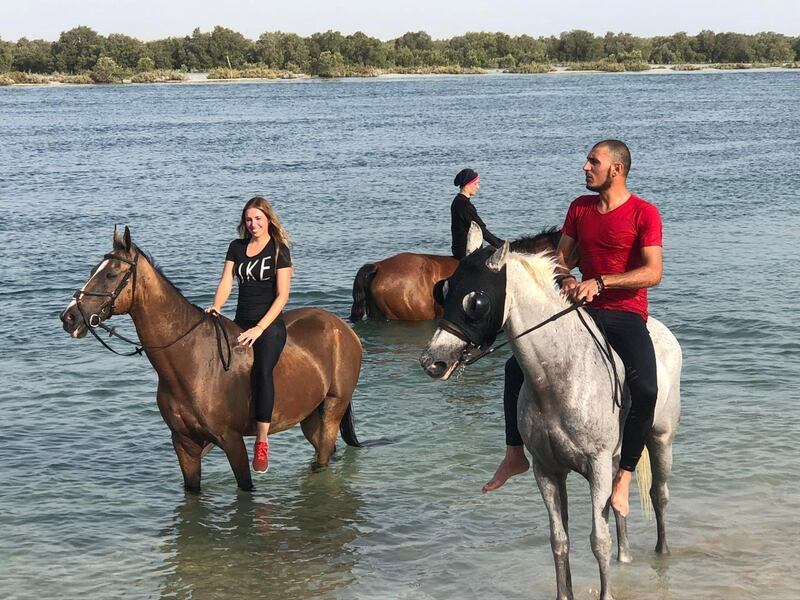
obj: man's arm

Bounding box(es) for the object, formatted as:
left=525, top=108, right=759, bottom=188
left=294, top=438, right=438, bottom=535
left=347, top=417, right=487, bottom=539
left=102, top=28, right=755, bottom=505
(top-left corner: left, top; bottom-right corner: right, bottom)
left=555, top=233, right=580, bottom=293
left=570, top=245, right=662, bottom=304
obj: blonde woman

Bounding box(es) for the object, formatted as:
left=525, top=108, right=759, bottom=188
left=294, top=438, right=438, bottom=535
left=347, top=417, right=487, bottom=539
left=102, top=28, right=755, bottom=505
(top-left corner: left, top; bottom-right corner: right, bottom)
left=208, top=196, right=293, bottom=473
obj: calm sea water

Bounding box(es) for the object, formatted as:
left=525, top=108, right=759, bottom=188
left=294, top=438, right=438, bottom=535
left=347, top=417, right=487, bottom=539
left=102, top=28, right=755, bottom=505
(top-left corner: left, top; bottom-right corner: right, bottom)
left=1, top=71, right=799, bottom=600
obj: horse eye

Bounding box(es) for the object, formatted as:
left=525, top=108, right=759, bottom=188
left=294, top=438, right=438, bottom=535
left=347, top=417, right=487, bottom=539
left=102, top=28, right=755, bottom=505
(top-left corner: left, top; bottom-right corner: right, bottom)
left=462, top=291, right=491, bottom=321
left=105, top=271, right=118, bottom=279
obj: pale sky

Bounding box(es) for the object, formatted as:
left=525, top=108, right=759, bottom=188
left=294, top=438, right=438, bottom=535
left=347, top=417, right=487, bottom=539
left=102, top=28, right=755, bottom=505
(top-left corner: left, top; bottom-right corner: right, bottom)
left=1, top=0, right=798, bottom=42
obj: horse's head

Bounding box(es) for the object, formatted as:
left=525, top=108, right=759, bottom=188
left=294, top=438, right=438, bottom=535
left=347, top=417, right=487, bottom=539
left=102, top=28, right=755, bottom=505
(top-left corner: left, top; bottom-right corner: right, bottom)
left=420, top=223, right=510, bottom=379
left=60, top=226, right=140, bottom=338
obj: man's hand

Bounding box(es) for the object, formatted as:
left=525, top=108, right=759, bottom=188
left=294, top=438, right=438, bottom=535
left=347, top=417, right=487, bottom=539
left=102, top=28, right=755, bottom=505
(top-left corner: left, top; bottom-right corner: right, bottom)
left=567, top=277, right=602, bottom=304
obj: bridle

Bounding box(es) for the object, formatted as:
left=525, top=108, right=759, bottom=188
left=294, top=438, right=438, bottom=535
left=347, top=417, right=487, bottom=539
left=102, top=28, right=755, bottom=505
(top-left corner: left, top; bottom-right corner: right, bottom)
left=71, top=250, right=232, bottom=370
left=73, top=251, right=140, bottom=330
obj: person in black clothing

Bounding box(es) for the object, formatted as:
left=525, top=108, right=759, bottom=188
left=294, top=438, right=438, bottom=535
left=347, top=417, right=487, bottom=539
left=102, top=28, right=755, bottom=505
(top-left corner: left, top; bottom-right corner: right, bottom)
left=450, top=168, right=504, bottom=259
left=207, top=196, right=293, bottom=474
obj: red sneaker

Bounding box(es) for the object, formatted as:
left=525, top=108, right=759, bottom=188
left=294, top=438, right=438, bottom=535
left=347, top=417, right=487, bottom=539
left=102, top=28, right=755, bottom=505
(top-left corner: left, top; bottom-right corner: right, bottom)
left=252, top=440, right=269, bottom=473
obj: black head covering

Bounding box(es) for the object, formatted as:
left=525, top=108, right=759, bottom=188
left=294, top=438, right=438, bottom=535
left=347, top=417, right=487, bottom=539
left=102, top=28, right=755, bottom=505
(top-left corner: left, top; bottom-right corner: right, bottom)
left=454, top=168, right=479, bottom=188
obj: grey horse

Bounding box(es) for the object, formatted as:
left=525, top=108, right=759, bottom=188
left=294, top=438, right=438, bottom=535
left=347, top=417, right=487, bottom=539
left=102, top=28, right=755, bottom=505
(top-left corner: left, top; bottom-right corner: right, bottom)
left=420, top=225, right=681, bottom=600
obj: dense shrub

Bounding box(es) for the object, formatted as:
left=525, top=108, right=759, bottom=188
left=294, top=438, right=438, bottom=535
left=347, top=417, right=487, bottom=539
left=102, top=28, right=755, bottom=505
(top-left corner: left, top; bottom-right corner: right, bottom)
left=90, top=56, right=124, bottom=83
left=7, top=71, right=49, bottom=83
left=130, top=70, right=185, bottom=83
left=504, top=63, right=555, bottom=73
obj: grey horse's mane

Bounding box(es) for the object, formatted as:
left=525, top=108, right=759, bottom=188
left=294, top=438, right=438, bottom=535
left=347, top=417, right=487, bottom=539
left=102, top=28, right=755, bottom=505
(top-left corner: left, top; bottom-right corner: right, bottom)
left=510, top=251, right=570, bottom=309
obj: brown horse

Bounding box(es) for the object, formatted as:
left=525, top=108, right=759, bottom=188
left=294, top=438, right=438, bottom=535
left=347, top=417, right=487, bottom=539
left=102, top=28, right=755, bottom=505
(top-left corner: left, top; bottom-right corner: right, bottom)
left=350, top=229, right=563, bottom=322
left=60, top=227, right=363, bottom=493
left=350, top=253, right=457, bottom=321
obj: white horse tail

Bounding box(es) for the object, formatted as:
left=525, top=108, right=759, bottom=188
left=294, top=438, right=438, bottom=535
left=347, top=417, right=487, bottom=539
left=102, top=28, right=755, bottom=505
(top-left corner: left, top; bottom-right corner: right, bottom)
left=635, top=446, right=654, bottom=520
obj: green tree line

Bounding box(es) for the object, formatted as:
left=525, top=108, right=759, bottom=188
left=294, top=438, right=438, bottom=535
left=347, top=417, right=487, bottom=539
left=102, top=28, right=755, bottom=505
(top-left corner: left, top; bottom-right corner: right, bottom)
left=1, top=26, right=798, bottom=75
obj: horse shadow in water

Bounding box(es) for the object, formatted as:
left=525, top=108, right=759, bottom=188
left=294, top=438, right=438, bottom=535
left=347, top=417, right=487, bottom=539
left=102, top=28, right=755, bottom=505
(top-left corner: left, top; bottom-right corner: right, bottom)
left=420, top=224, right=681, bottom=600
left=350, top=226, right=563, bottom=322
left=60, top=226, right=364, bottom=493
left=159, top=462, right=364, bottom=599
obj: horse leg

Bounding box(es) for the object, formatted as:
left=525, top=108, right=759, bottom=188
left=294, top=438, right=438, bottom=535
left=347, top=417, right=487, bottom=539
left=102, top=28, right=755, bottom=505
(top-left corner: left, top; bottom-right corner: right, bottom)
left=647, top=434, right=674, bottom=554
left=613, top=511, right=633, bottom=563
left=300, top=407, right=323, bottom=461
left=532, top=462, right=573, bottom=600
left=217, top=432, right=254, bottom=492
left=316, top=395, right=350, bottom=466
left=171, top=432, right=202, bottom=493
left=588, top=459, right=616, bottom=600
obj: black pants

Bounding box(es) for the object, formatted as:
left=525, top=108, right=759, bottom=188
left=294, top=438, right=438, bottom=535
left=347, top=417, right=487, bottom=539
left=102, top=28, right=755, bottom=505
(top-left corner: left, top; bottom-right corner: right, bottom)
left=236, top=318, right=287, bottom=424
left=503, top=308, right=658, bottom=472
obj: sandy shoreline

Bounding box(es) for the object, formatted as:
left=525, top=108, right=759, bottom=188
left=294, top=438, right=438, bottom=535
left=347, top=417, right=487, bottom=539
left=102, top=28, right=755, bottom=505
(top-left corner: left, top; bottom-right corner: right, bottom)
left=3, top=64, right=797, bottom=88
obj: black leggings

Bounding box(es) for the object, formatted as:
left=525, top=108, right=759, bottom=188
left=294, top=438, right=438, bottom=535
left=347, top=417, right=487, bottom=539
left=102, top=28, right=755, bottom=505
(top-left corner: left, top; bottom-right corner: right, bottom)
left=236, top=318, right=287, bottom=424
left=503, top=308, right=658, bottom=472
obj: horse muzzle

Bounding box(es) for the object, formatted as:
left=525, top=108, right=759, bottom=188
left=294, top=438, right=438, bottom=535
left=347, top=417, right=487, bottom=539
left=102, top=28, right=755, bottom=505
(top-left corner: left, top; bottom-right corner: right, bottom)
left=60, top=303, right=89, bottom=338
left=419, top=328, right=469, bottom=380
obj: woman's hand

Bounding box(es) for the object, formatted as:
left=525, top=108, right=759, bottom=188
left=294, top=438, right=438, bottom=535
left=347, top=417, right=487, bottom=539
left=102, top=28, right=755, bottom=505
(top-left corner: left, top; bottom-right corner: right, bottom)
left=237, top=325, right=264, bottom=347
left=205, top=306, right=221, bottom=315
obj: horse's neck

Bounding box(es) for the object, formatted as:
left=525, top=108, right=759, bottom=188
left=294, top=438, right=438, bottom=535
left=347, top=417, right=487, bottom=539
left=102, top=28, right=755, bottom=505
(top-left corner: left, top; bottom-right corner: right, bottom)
left=504, top=260, right=605, bottom=402
left=129, top=259, right=201, bottom=349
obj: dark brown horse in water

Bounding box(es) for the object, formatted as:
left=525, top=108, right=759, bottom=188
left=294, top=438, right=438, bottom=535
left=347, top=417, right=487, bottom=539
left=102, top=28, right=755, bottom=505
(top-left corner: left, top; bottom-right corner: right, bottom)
left=350, top=228, right=563, bottom=322
left=60, top=227, right=363, bottom=493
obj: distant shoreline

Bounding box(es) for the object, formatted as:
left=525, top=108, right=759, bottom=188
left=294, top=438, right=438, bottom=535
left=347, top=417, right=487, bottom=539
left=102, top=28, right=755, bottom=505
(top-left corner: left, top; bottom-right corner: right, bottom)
left=2, top=63, right=798, bottom=88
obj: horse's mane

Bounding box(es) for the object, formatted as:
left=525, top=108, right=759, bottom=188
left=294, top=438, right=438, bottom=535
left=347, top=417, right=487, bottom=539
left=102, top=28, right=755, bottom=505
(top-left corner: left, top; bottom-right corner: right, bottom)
left=510, top=226, right=561, bottom=254
left=510, top=250, right=570, bottom=309
left=134, top=244, right=202, bottom=311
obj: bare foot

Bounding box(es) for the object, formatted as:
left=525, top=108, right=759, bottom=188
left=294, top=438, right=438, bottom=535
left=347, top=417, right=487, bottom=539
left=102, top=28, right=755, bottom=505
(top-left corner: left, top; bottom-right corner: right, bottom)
left=481, top=446, right=530, bottom=493
left=611, top=469, right=633, bottom=517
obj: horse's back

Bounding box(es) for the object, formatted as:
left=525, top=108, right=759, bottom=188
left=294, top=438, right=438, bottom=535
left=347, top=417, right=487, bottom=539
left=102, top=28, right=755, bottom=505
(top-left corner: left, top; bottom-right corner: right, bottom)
left=262, top=308, right=362, bottom=433
left=371, top=253, right=458, bottom=320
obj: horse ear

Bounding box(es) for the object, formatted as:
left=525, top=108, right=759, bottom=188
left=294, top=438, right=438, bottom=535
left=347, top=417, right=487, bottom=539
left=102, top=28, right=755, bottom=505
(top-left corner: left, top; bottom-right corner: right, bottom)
left=465, top=222, right=483, bottom=255
left=123, top=226, right=132, bottom=252
left=486, top=241, right=509, bottom=272
left=113, top=224, right=124, bottom=250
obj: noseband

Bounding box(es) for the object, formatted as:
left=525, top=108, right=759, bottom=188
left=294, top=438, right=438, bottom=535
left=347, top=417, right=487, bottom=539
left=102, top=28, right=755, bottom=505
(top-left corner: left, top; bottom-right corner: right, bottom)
left=73, top=252, right=139, bottom=328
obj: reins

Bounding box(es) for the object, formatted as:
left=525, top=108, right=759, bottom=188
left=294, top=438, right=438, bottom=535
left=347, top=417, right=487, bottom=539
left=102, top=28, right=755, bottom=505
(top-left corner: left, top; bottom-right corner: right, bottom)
left=72, top=250, right=232, bottom=371
left=459, top=301, right=583, bottom=365
left=454, top=299, right=624, bottom=409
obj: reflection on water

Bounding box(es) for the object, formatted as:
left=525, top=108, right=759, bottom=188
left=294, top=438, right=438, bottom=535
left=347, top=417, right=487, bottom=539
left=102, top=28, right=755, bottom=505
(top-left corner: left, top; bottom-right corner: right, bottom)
left=160, top=463, right=363, bottom=600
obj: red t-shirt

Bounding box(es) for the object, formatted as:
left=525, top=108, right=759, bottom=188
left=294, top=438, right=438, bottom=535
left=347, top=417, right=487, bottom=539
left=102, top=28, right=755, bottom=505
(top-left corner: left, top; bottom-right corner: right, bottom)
left=562, top=194, right=662, bottom=320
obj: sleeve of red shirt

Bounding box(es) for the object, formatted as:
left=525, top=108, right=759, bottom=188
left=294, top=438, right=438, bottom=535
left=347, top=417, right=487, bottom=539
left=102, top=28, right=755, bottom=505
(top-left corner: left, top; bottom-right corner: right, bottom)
left=638, top=202, right=663, bottom=247
left=561, top=199, right=578, bottom=239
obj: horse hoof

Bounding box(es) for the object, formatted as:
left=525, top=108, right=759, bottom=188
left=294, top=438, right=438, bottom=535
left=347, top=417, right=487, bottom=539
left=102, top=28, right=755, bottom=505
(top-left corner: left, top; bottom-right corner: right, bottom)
left=617, top=551, right=633, bottom=564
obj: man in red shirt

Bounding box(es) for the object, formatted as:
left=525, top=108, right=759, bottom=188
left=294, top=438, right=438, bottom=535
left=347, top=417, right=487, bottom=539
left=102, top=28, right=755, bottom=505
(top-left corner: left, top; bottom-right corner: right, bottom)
left=483, top=140, right=663, bottom=518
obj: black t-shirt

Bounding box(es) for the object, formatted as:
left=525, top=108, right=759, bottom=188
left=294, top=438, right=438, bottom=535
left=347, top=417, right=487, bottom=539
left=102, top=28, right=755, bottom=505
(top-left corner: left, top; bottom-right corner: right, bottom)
left=225, top=238, right=292, bottom=322
left=450, top=193, right=503, bottom=259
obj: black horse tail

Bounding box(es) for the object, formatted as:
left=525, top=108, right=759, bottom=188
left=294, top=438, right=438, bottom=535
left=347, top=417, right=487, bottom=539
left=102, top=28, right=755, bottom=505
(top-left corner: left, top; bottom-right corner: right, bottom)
left=350, top=263, right=378, bottom=322
left=339, top=402, right=362, bottom=447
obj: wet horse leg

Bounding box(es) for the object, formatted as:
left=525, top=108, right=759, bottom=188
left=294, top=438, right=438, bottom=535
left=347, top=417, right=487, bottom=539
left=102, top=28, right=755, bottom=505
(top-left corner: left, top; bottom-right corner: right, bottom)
left=316, top=395, right=350, bottom=465
left=217, top=432, right=254, bottom=492
left=532, top=461, right=574, bottom=600
left=171, top=432, right=202, bottom=492
left=647, top=434, right=673, bottom=554
left=300, top=407, right=323, bottom=461
left=588, top=458, right=615, bottom=600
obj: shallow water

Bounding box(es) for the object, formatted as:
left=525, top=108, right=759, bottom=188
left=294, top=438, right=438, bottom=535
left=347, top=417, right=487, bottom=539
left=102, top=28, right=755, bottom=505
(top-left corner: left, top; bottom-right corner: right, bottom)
left=1, top=71, right=799, bottom=599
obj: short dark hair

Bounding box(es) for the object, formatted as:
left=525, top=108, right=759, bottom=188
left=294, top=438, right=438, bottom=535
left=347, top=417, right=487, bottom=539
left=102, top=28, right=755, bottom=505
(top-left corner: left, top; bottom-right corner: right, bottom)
left=593, top=139, right=631, bottom=176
